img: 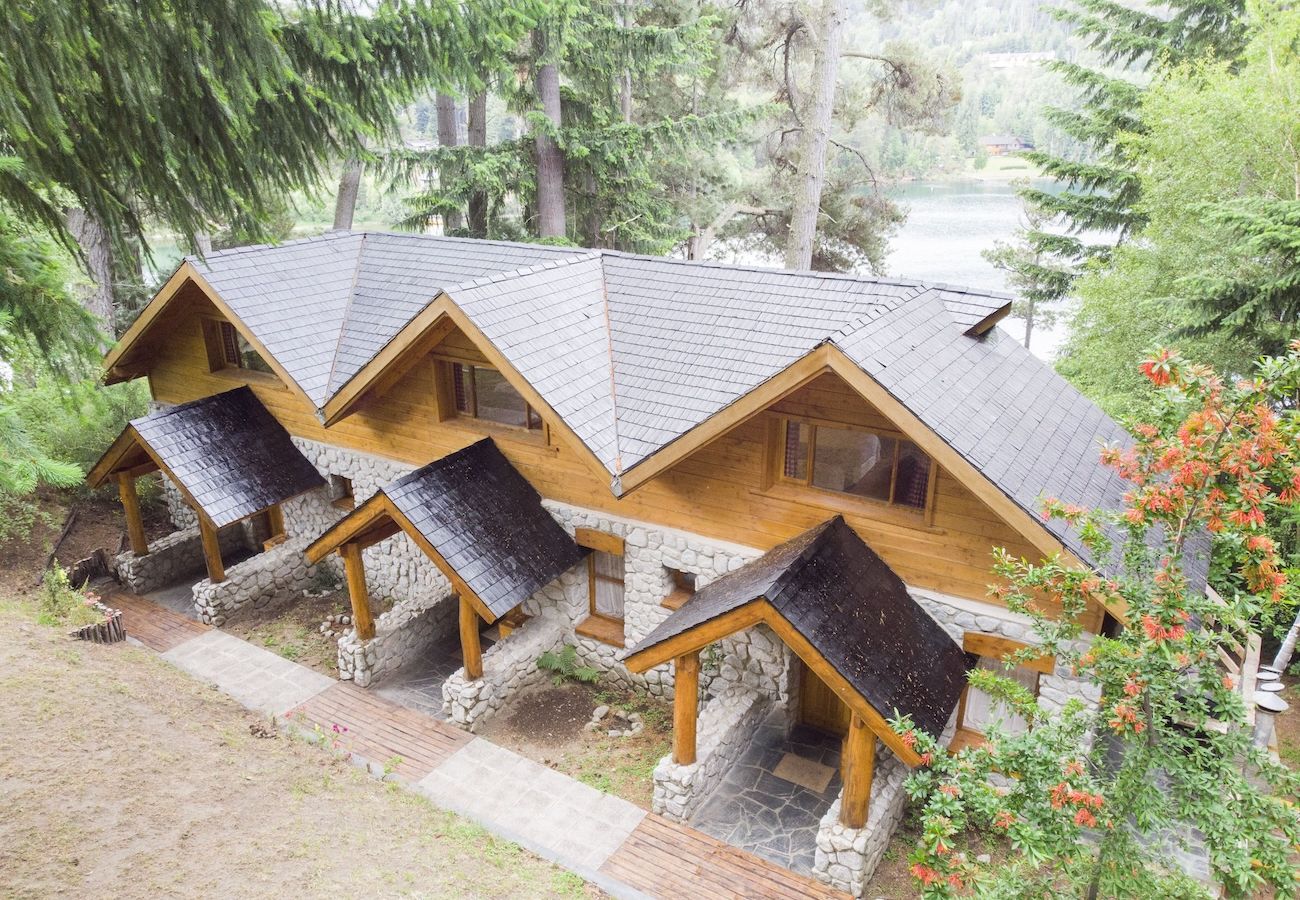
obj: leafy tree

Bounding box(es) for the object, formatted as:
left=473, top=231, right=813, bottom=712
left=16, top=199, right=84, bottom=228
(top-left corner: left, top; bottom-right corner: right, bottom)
left=0, top=0, right=531, bottom=328
left=981, top=188, right=1072, bottom=350
left=895, top=345, right=1300, bottom=898
left=1058, top=2, right=1300, bottom=418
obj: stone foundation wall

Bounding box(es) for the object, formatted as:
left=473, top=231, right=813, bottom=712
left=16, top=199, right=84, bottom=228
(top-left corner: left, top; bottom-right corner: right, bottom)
left=192, top=536, right=320, bottom=626
left=911, top=587, right=1101, bottom=714
left=114, top=523, right=248, bottom=594
left=442, top=614, right=567, bottom=730
left=338, top=589, right=457, bottom=687
left=651, top=685, right=769, bottom=822
left=812, top=745, right=909, bottom=897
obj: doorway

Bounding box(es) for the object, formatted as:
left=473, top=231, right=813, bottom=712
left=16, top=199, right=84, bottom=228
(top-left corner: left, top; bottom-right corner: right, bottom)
left=798, top=660, right=851, bottom=736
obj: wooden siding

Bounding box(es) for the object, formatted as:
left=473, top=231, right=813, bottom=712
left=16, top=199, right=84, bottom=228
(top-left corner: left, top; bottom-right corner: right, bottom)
left=145, top=286, right=1049, bottom=609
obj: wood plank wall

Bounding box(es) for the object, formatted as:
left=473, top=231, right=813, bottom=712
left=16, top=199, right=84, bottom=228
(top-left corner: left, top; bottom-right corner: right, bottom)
left=145, top=283, right=1046, bottom=608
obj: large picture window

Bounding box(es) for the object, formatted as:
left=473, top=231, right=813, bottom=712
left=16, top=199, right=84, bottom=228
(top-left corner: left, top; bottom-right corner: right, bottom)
left=780, top=419, right=932, bottom=510
left=452, top=363, right=542, bottom=430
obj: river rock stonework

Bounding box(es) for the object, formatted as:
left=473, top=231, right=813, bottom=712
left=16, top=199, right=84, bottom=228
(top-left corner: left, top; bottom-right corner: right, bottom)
left=115, top=521, right=247, bottom=594
left=191, top=535, right=319, bottom=626
left=442, top=614, right=567, bottom=729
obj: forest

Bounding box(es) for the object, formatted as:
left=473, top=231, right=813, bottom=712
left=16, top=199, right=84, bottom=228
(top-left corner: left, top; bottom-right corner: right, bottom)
left=1, top=0, right=1299, bottom=895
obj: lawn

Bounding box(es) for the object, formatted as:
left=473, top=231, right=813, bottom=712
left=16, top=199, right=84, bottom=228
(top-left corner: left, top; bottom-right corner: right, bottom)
left=0, top=594, right=596, bottom=899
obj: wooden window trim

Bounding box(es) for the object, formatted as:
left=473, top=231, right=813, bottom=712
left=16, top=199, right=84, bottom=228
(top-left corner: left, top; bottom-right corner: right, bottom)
left=442, top=360, right=543, bottom=433
left=200, top=316, right=283, bottom=387
left=329, top=475, right=356, bottom=511
left=952, top=636, right=1049, bottom=748
left=575, top=529, right=625, bottom=644
left=770, top=415, right=936, bottom=519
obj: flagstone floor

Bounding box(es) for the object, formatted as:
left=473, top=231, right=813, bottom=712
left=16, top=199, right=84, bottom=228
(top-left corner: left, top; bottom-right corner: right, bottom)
left=374, top=632, right=495, bottom=719
left=689, top=711, right=842, bottom=875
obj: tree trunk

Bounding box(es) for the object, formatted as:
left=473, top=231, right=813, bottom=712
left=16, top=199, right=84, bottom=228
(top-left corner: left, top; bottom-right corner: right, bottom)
left=333, top=159, right=363, bottom=231
left=436, top=92, right=464, bottom=234
left=1272, top=609, right=1300, bottom=673
left=467, top=91, right=489, bottom=238
left=1023, top=300, right=1035, bottom=349
left=533, top=33, right=567, bottom=240
left=783, top=0, right=846, bottom=271
left=64, top=207, right=116, bottom=333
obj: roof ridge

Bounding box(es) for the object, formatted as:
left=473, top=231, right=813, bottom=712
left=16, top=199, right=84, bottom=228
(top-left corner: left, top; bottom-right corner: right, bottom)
left=442, top=249, right=600, bottom=295
left=323, top=233, right=371, bottom=403
left=597, top=256, right=625, bottom=481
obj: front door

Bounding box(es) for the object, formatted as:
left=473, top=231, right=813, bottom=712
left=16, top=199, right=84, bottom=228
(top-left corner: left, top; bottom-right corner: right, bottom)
left=798, top=661, right=852, bottom=736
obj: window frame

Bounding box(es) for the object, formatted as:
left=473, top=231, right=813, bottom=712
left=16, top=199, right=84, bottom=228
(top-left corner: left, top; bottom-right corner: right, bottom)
left=774, top=416, right=937, bottom=517
left=574, top=528, right=626, bottom=646
left=200, top=316, right=278, bottom=383
left=952, top=633, right=1055, bottom=750
left=328, top=474, right=355, bottom=511
left=448, top=361, right=544, bottom=432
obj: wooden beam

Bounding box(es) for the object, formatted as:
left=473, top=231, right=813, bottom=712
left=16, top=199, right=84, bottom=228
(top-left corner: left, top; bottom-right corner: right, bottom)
left=963, top=633, right=1055, bottom=675
left=198, top=515, right=226, bottom=584
left=840, top=713, right=875, bottom=828
left=341, top=542, right=375, bottom=641
left=304, top=493, right=391, bottom=563
left=673, top=650, right=700, bottom=765
left=575, top=527, right=624, bottom=556
left=117, top=473, right=149, bottom=556
left=459, top=594, right=483, bottom=680
left=622, top=600, right=767, bottom=672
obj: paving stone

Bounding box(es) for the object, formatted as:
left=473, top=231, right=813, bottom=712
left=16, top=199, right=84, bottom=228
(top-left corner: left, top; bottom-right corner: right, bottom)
left=161, top=630, right=333, bottom=715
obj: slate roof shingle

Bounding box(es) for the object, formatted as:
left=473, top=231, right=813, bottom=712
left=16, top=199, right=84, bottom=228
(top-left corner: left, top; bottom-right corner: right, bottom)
left=630, top=516, right=973, bottom=739
left=380, top=438, right=589, bottom=619
left=176, top=231, right=1183, bottom=582
left=127, top=386, right=325, bottom=527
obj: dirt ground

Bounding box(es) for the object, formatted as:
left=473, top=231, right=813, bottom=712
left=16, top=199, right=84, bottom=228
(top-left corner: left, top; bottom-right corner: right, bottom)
left=1275, top=675, right=1300, bottom=770
left=223, top=588, right=354, bottom=676
left=0, top=596, right=595, bottom=899
left=478, top=681, right=672, bottom=810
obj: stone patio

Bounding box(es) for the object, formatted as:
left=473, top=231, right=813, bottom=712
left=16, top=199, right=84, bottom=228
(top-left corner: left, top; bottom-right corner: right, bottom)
left=690, top=711, right=842, bottom=875
left=374, top=632, right=496, bottom=719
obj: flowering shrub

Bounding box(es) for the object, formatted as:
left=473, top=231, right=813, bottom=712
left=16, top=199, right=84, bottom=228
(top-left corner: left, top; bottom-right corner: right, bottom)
left=895, top=344, right=1300, bottom=898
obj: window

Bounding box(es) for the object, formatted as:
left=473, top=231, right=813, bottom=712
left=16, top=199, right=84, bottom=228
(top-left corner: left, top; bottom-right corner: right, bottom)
left=451, top=363, right=542, bottom=430
left=952, top=633, right=1054, bottom=752
left=328, top=475, right=354, bottom=510
left=662, top=568, right=697, bottom=610
left=203, top=319, right=274, bottom=375
left=780, top=419, right=931, bottom=511
left=574, top=529, right=625, bottom=646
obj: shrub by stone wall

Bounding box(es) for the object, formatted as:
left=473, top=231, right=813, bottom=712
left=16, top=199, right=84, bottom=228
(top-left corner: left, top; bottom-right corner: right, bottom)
left=442, top=614, right=567, bottom=730
left=192, top=536, right=319, bottom=626
left=337, top=590, right=457, bottom=687
left=115, top=523, right=248, bottom=594
left=651, top=685, right=769, bottom=822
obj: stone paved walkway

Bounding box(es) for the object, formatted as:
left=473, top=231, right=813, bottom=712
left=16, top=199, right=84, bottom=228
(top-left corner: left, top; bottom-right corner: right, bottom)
left=116, top=590, right=848, bottom=900
left=690, top=712, right=842, bottom=874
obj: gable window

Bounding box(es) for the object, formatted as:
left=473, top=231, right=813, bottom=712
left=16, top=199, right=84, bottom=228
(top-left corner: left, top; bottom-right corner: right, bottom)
left=780, top=419, right=932, bottom=511
left=203, top=318, right=273, bottom=375
left=451, top=363, right=542, bottom=430
left=574, top=528, right=625, bottom=647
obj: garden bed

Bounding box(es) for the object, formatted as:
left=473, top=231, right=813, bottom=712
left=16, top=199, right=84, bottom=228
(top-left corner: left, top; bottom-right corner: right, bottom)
left=221, top=586, right=361, bottom=676
left=477, top=679, right=672, bottom=810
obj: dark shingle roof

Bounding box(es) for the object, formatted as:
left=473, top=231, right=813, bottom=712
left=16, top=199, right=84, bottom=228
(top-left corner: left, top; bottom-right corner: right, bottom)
left=174, top=231, right=1166, bottom=580
left=631, top=516, right=972, bottom=739
left=381, top=438, right=588, bottom=619
left=128, top=387, right=325, bottom=527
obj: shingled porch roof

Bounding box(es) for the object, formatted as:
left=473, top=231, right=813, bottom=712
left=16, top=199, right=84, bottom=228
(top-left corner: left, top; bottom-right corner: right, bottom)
left=86, top=386, right=325, bottom=527
left=305, top=438, right=588, bottom=623
left=624, top=516, right=972, bottom=762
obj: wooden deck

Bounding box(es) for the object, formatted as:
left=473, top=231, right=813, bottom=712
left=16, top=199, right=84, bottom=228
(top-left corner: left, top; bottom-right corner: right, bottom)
left=601, top=813, right=849, bottom=900
left=288, top=682, right=473, bottom=781
left=106, top=588, right=209, bottom=652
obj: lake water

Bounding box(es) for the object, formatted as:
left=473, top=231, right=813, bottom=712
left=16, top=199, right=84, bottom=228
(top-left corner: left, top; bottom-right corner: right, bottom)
left=885, top=178, right=1060, bottom=359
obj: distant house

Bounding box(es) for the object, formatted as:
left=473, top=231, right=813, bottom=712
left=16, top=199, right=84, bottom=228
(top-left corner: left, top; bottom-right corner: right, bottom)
left=979, top=133, right=1033, bottom=155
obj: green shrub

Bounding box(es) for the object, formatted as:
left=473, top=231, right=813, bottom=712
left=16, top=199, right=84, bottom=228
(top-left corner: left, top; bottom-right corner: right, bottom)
left=37, top=565, right=105, bottom=628
left=537, top=645, right=600, bottom=685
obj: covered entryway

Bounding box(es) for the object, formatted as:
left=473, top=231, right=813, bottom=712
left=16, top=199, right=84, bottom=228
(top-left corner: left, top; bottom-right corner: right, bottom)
left=799, top=661, right=852, bottom=736
left=86, top=387, right=326, bottom=616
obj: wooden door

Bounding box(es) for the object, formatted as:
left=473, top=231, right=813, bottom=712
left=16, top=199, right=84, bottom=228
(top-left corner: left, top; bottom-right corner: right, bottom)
left=798, top=661, right=852, bottom=736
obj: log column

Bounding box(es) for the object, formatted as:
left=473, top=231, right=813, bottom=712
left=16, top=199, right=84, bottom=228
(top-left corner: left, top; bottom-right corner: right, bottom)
left=117, top=473, right=149, bottom=556
left=340, top=542, right=375, bottom=641
left=673, top=649, right=700, bottom=765
left=459, top=595, right=483, bottom=680
left=840, top=712, right=875, bottom=828
left=198, top=515, right=226, bottom=584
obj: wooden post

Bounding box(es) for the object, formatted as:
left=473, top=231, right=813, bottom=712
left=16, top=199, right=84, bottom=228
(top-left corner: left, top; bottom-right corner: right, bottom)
left=341, top=542, right=375, bottom=641
left=840, top=712, right=875, bottom=828
left=198, top=515, right=226, bottom=584
left=673, top=649, right=700, bottom=765
left=117, top=473, right=149, bottom=556
left=459, top=594, right=483, bottom=680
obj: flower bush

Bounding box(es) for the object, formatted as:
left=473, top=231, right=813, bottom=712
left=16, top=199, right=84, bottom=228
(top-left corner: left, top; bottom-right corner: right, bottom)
left=895, top=343, right=1300, bottom=898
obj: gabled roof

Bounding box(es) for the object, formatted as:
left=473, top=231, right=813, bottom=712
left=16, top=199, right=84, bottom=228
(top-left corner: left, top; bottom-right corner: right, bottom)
left=111, top=230, right=1184, bottom=583
left=305, top=438, right=588, bottom=622
left=87, top=387, right=324, bottom=527
left=627, top=517, right=971, bottom=743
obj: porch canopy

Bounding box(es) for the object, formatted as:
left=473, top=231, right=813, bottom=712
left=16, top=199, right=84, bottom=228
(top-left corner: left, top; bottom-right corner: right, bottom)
left=623, top=515, right=971, bottom=829
left=304, top=438, right=587, bottom=676
left=87, top=386, right=324, bottom=583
